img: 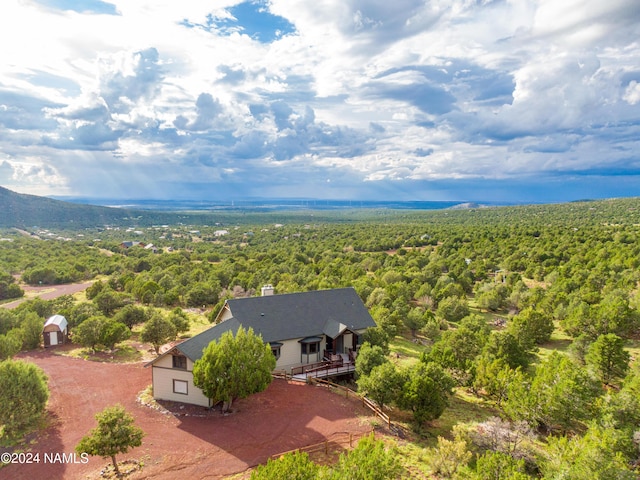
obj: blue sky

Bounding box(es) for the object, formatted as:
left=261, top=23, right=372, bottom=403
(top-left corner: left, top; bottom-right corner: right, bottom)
left=0, top=0, right=639, bottom=203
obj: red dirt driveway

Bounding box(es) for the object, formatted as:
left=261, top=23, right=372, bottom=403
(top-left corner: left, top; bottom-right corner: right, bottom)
left=2, top=351, right=373, bottom=479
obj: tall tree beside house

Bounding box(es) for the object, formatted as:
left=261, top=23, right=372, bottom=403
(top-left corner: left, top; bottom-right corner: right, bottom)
left=141, top=314, right=176, bottom=355
left=193, top=327, right=275, bottom=413
left=76, top=404, right=144, bottom=478
left=355, top=342, right=388, bottom=379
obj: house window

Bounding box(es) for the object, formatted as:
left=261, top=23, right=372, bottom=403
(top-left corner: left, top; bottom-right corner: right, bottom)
left=172, top=355, right=187, bottom=369
left=300, top=336, right=322, bottom=363
left=270, top=342, right=283, bottom=360
left=173, top=379, right=188, bottom=395
left=301, top=342, right=319, bottom=354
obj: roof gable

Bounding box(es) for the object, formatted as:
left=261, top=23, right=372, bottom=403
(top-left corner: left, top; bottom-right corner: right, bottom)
left=162, top=288, right=375, bottom=363
left=43, top=314, right=68, bottom=331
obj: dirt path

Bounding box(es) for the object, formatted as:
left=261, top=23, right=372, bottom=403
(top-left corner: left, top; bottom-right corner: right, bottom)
left=1, top=281, right=94, bottom=309
left=1, top=351, right=373, bottom=479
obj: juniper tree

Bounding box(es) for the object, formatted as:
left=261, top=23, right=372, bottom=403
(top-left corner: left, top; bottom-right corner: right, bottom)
left=193, top=327, right=275, bottom=412
left=76, top=404, right=144, bottom=478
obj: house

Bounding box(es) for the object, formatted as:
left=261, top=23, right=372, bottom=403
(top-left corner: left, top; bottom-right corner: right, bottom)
left=120, top=241, right=146, bottom=248
left=144, top=243, right=158, bottom=253
left=42, top=314, right=68, bottom=347
left=146, top=287, right=376, bottom=407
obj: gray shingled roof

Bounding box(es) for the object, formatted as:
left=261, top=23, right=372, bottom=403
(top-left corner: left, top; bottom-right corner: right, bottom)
left=175, top=287, right=375, bottom=362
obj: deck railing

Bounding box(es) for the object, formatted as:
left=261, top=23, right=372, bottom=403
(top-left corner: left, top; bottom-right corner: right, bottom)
left=290, top=357, right=349, bottom=376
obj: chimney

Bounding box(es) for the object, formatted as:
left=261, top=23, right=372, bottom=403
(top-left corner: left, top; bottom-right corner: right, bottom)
left=261, top=284, right=274, bottom=296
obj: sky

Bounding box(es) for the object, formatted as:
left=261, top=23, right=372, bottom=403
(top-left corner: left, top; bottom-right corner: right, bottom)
left=0, top=0, right=639, bottom=203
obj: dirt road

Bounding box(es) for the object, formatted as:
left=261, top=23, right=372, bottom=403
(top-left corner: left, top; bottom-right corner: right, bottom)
left=1, top=281, right=94, bottom=309
left=1, top=351, right=373, bottom=479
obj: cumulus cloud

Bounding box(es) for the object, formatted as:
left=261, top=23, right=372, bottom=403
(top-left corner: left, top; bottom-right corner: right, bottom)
left=98, top=48, right=164, bottom=113
left=0, top=0, right=638, bottom=201
left=623, top=80, right=640, bottom=105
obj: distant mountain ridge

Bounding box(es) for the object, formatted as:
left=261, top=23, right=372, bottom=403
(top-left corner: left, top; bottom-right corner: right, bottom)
left=0, top=186, right=138, bottom=228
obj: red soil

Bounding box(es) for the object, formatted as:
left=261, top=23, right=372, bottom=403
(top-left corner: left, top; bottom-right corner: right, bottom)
left=2, top=350, right=373, bottom=479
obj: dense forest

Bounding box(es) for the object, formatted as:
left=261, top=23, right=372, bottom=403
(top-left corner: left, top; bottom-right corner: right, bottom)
left=1, top=197, right=640, bottom=478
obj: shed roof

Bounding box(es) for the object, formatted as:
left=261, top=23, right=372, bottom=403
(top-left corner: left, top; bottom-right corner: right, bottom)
left=43, top=314, right=68, bottom=331
left=151, top=288, right=375, bottom=364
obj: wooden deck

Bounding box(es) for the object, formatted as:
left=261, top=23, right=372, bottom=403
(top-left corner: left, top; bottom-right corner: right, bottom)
left=290, top=353, right=355, bottom=382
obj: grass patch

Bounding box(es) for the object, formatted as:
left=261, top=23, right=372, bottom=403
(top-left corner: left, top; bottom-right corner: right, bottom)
left=54, top=344, right=142, bottom=363
left=138, top=384, right=154, bottom=404
left=467, top=301, right=510, bottom=331
left=625, top=338, right=640, bottom=366
left=538, top=338, right=572, bottom=358
left=537, top=322, right=574, bottom=361
left=425, top=389, right=500, bottom=445
left=389, top=335, right=427, bottom=367
left=183, top=312, right=212, bottom=337
left=109, top=345, right=143, bottom=362
left=395, top=440, right=431, bottom=479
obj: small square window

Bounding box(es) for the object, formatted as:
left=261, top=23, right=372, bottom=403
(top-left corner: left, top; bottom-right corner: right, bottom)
left=271, top=346, right=281, bottom=360
left=172, top=355, right=187, bottom=369
left=173, top=379, right=188, bottom=395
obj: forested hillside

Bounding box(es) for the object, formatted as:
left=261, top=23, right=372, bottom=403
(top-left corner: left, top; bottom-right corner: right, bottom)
left=1, top=197, right=640, bottom=478
left=0, top=186, right=137, bottom=228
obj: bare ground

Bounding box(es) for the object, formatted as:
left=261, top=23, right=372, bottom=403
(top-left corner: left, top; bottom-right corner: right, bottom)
left=2, top=350, right=374, bottom=479
left=1, top=281, right=94, bottom=309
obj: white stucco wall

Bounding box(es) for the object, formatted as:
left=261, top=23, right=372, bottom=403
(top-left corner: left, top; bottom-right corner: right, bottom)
left=151, top=354, right=211, bottom=407
left=275, top=337, right=327, bottom=371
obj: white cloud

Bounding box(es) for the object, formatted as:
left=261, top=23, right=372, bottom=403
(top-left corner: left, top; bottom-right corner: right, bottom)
left=623, top=80, right=640, bottom=105
left=0, top=0, right=638, bottom=201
